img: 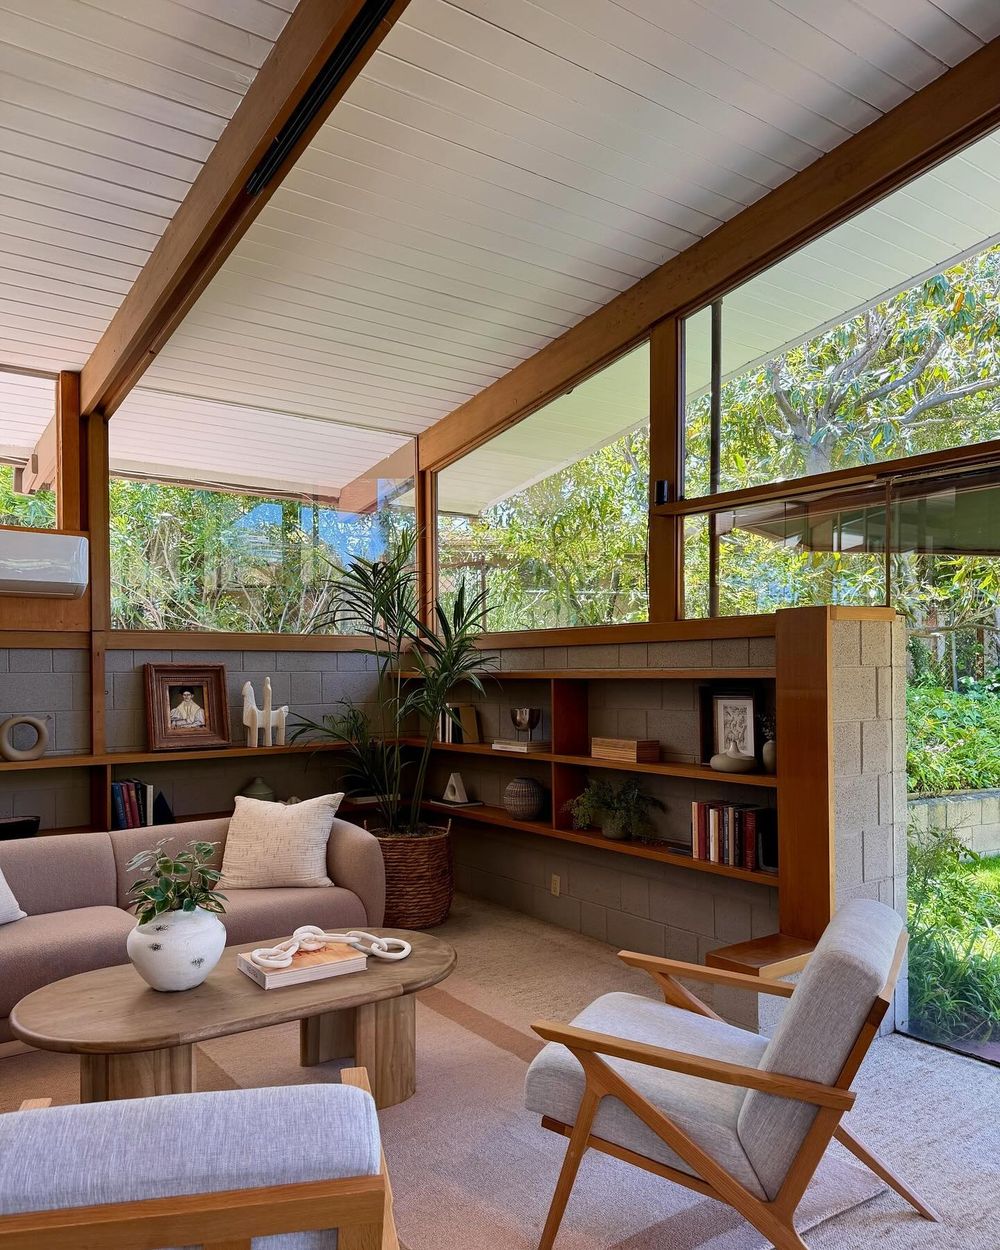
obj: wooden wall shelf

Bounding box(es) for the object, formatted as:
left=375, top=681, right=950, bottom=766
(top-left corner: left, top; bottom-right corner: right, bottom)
left=423, top=800, right=777, bottom=886
left=401, top=668, right=776, bottom=682
left=0, top=742, right=347, bottom=773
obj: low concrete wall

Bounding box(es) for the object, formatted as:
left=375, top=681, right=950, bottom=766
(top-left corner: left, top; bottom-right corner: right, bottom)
left=908, top=790, right=1000, bottom=856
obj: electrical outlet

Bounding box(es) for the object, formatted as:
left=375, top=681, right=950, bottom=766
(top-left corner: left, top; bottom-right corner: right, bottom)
left=550, top=873, right=561, bottom=897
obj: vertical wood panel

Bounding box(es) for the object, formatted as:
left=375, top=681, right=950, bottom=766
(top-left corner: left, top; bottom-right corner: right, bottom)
left=55, top=372, right=82, bottom=532
left=648, top=318, right=683, bottom=622
left=775, top=606, right=835, bottom=940
left=416, top=469, right=436, bottom=629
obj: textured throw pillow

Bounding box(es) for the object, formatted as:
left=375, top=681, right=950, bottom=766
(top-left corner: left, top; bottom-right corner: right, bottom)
left=0, top=865, right=26, bottom=925
left=220, top=794, right=344, bottom=889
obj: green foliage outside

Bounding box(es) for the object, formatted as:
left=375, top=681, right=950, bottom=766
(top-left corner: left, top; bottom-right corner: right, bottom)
left=907, top=683, right=1000, bottom=796
left=907, top=828, right=1000, bottom=1045
left=0, top=464, right=55, bottom=528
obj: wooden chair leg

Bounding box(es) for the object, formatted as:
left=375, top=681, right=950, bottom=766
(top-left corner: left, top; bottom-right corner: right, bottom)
left=538, top=1087, right=601, bottom=1250
left=834, top=1125, right=939, bottom=1221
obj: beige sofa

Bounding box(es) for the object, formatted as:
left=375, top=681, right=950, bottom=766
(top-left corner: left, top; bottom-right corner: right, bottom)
left=0, top=815, right=386, bottom=1043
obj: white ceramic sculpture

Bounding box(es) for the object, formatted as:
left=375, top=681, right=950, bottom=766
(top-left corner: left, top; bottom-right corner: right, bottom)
left=126, top=907, right=227, bottom=992
left=709, top=745, right=757, bottom=774
left=0, top=715, right=48, bottom=762
left=442, top=772, right=469, bottom=803
left=248, top=926, right=412, bottom=970
left=242, top=677, right=289, bottom=748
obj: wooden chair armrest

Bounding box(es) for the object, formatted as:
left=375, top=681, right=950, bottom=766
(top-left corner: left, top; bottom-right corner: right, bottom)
left=618, top=951, right=796, bottom=997
left=16, top=1099, right=53, bottom=1111
left=531, top=1020, right=854, bottom=1111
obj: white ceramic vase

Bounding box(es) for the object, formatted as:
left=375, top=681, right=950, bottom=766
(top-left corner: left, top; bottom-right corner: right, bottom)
left=127, top=907, right=227, bottom=992
left=761, top=739, right=777, bottom=774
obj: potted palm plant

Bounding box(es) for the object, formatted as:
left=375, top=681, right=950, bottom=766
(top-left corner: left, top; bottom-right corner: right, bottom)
left=293, top=529, right=491, bottom=927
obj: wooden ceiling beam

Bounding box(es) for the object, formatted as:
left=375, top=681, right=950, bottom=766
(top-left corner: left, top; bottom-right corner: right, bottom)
left=418, top=36, right=1000, bottom=473
left=80, top=0, right=412, bottom=420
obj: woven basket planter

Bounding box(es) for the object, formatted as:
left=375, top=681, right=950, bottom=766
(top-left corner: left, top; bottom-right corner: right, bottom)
left=375, top=826, right=453, bottom=929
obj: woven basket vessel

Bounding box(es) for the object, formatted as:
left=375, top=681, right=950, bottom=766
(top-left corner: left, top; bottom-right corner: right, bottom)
left=375, top=827, right=453, bottom=929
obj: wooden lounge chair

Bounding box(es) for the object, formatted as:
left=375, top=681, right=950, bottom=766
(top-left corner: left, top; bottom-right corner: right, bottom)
left=525, top=899, right=937, bottom=1250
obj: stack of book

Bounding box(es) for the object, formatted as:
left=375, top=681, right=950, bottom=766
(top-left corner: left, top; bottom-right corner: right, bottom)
left=491, top=738, right=551, bottom=754
left=689, top=802, right=777, bottom=872
left=111, top=779, right=155, bottom=829
left=437, top=703, right=481, bottom=744
left=237, top=942, right=367, bottom=990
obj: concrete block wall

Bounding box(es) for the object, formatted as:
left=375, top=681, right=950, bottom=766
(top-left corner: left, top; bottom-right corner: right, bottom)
left=830, top=616, right=908, bottom=1031
left=104, top=647, right=379, bottom=752
left=909, top=790, right=1000, bottom=856
left=0, top=647, right=91, bottom=755
left=441, top=636, right=780, bottom=1031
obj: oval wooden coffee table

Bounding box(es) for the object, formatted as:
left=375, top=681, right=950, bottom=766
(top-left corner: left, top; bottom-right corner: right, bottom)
left=10, top=928, right=455, bottom=1110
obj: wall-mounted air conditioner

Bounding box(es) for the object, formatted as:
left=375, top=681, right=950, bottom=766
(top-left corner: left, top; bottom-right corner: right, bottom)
left=0, top=531, right=89, bottom=598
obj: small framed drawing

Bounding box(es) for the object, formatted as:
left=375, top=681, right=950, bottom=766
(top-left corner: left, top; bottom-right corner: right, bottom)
left=144, top=664, right=231, bottom=752
left=712, top=692, right=756, bottom=759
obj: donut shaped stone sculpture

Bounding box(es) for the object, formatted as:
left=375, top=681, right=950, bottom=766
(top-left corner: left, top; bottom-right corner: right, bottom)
left=0, top=715, right=49, bottom=762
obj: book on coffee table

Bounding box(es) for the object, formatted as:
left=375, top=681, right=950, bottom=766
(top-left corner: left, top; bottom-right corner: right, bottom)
left=237, top=942, right=367, bottom=990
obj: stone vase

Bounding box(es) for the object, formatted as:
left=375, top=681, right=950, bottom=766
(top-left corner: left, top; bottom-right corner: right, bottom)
left=761, top=739, right=777, bottom=774
left=504, top=776, right=546, bottom=822
left=127, top=907, right=226, bottom=992
left=601, top=814, right=630, bottom=841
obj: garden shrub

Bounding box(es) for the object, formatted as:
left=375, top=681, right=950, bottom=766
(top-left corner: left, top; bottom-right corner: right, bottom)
left=907, top=685, right=1000, bottom=795
left=907, top=827, right=1000, bottom=1044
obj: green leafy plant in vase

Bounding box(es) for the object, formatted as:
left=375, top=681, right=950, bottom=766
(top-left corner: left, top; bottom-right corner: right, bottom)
left=125, top=840, right=227, bottom=992
left=564, top=778, right=664, bottom=841
left=292, top=528, right=493, bottom=927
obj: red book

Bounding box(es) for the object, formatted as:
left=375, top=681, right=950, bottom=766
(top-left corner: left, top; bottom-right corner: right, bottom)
left=124, top=781, right=140, bottom=829
left=742, top=809, right=758, bottom=873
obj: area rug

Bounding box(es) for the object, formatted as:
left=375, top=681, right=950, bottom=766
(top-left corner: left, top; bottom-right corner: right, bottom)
left=0, top=896, right=895, bottom=1249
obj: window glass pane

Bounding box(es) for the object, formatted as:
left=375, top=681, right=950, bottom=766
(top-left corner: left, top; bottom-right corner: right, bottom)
left=683, top=307, right=713, bottom=499
left=108, top=390, right=414, bottom=633
left=0, top=372, right=57, bottom=528
left=684, top=127, right=1000, bottom=497
left=684, top=488, right=888, bottom=617
left=436, top=344, right=649, bottom=631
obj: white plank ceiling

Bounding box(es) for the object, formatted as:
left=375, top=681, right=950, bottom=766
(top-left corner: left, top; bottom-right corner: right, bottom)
left=0, top=0, right=295, bottom=375
left=3, top=0, right=1000, bottom=501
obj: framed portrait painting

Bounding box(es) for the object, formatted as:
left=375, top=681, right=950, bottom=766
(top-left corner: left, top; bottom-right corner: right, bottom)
left=144, top=664, right=230, bottom=752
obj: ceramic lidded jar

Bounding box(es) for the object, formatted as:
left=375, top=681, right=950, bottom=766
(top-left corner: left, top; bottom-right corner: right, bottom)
left=126, top=907, right=227, bottom=992
left=504, top=776, right=546, bottom=821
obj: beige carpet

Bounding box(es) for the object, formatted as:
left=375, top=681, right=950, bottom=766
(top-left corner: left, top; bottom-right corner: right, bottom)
left=4, top=895, right=999, bottom=1248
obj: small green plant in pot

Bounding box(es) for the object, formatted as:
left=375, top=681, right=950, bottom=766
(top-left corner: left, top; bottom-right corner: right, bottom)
left=125, top=840, right=227, bottom=992
left=564, top=778, right=664, bottom=841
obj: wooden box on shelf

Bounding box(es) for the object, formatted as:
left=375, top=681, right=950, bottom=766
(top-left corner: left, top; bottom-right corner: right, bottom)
left=591, top=737, right=660, bottom=764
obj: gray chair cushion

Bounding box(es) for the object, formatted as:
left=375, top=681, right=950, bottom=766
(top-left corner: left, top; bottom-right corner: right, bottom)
left=0, top=831, right=117, bottom=915
left=0, top=1083, right=381, bottom=1249
left=525, top=991, right=769, bottom=1199
left=0, top=906, right=133, bottom=1021
left=738, top=898, right=903, bottom=1199
left=219, top=886, right=367, bottom=945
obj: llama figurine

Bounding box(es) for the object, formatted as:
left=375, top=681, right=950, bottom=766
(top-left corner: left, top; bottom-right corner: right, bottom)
left=242, top=678, right=289, bottom=748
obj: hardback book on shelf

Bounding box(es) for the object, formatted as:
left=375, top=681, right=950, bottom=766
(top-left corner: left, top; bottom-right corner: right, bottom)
left=111, top=779, right=157, bottom=830
left=237, top=943, right=367, bottom=990
left=437, top=703, right=481, bottom=745
left=690, top=801, right=777, bottom=873
left=491, top=739, right=552, bottom=754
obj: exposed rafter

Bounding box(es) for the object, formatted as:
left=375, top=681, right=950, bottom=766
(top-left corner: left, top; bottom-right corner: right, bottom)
left=79, top=0, right=412, bottom=420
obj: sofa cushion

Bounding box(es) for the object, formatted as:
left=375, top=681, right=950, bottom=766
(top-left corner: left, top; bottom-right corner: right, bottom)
left=524, top=991, right=769, bottom=1199
left=219, top=886, right=367, bottom=946
left=0, top=833, right=117, bottom=916
left=0, top=906, right=133, bottom=1021
left=738, top=899, right=903, bottom=1200
left=0, top=1084, right=381, bottom=1249
left=0, top=864, right=25, bottom=926
left=221, top=795, right=344, bottom=890
left=109, top=819, right=230, bottom=910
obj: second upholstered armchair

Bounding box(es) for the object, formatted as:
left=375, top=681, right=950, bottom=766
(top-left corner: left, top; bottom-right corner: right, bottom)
left=524, top=899, right=937, bottom=1250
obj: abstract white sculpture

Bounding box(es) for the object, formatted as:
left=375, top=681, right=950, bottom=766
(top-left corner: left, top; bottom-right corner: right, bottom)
left=248, top=926, right=412, bottom=970
left=442, top=772, right=469, bottom=803
left=242, top=677, right=289, bottom=748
